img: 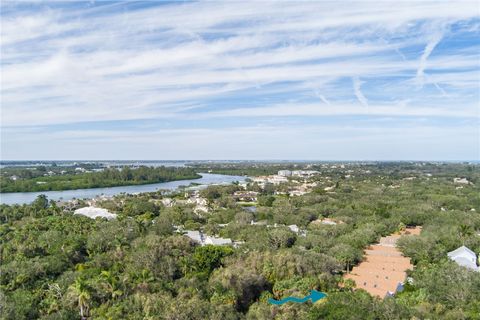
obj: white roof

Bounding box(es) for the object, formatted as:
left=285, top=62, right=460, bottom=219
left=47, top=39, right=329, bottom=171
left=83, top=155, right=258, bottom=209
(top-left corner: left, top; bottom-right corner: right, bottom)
left=447, top=246, right=476, bottom=259
left=288, top=224, right=300, bottom=233
left=447, top=246, right=478, bottom=271
left=205, top=236, right=232, bottom=245
left=321, top=220, right=337, bottom=225
left=74, top=206, right=117, bottom=220
left=185, top=230, right=203, bottom=243
left=453, top=257, right=478, bottom=271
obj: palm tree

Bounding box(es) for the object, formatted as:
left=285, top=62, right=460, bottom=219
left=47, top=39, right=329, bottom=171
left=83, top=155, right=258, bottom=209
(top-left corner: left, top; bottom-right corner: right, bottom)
left=458, top=224, right=473, bottom=245
left=68, top=278, right=91, bottom=319
left=134, top=269, right=154, bottom=292
left=100, top=270, right=124, bottom=300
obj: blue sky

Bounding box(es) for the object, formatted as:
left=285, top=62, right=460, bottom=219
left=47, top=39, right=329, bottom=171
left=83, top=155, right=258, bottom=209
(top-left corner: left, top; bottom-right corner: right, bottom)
left=1, top=1, right=479, bottom=160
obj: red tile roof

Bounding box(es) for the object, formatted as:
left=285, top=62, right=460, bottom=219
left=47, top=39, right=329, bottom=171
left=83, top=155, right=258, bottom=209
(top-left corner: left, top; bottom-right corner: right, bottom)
left=344, top=226, right=422, bottom=298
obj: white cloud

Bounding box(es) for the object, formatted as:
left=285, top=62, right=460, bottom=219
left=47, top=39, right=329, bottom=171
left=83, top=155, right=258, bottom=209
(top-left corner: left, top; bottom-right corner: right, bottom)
left=352, top=77, right=369, bottom=107
left=416, top=28, right=445, bottom=87
left=0, top=1, right=479, bottom=159
left=198, top=102, right=477, bottom=119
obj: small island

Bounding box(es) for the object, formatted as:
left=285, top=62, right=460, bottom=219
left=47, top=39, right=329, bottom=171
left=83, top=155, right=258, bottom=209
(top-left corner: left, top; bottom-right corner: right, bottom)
left=0, top=165, right=201, bottom=193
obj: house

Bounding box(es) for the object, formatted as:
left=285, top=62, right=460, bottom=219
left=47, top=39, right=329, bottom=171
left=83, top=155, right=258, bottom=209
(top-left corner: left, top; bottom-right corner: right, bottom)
left=287, top=224, right=307, bottom=236
left=252, top=176, right=268, bottom=184
left=186, top=194, right=209, bottom=214
left=289, top=190, right=307, bottom=196
left=320, top=218, right=337, bottom=225
left=233, top=191, right=258, bottom=202
left=239, top=182, right=249, bottom=189
left=269, top=175, right=288, bottom=184
left=161, top=198, right=175, bottom=207
left=74, top=206, right=117, bottom=220
left=204, top=236, right=232, bottom=246
left=184, top=230, right=232, bottom=246
left=173, top=225, right=184, bottom=233
left=252, top=175, right=288, bottom=185
left=447, top=246, right=479, bottom=271
left=194, top=205, right=209, bottom=214
left=311, top=218, right=344, bottom=226
left=185, top=230, right=204, bottom=243
left=9, top=175, right=18, bottom=181
left=454, top=177, right=471, bottom=185
left=288, top=224, right=300, bottom=233
left=278, top=170, right=292, bottom=177
left=250, top=220, right=267, bottom=226
left=292, top=170, right=319, bottom=177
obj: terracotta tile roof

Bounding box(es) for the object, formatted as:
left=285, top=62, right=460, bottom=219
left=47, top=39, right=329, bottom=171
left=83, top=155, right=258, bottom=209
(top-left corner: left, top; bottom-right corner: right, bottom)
left=343, top=226, right=422, bottom=298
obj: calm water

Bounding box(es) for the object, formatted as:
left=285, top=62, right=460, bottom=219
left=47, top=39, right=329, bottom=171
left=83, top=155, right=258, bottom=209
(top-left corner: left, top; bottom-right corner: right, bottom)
left=0, top=173, right=245, bottom=205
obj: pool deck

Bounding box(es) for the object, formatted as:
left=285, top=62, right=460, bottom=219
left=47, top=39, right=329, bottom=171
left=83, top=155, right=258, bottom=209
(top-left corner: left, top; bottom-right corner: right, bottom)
left=344, top=226, right=422, bottom=298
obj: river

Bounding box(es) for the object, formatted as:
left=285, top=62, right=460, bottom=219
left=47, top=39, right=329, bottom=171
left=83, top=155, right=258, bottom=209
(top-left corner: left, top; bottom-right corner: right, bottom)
left=0, top=173, right=245, bottom=205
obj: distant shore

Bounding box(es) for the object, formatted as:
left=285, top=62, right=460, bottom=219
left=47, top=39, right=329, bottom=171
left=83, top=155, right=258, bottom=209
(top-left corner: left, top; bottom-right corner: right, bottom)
left=0, top=166, right=201, bottom=193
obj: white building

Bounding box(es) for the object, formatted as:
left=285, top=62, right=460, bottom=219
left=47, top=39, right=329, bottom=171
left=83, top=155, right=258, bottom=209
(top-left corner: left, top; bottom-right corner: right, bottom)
left=447, top=246, right=479, bottom=271
left=289, top=190, right=307, bottom=196
left=161, top=198, right=175, bottom=207
left=184, top=230, right=232, bottom=246
left=288, top=224, right=300, bottom=233
left=74, top=206, right=117, bottom=220
left=233, top=191, right=258, bottom=202
left=250, top=220, right=267, bottom=226
left=292, top=170, right=319, bottom=177
left=252, top=176, right=268, bottom=184
left=186, top=195, right=209, bottom=214
left=286, top=224, right=306, bottom=237
left=204, top=236, right=232, bottom=246
left=185, top=230, right=204, bottom=243
left=239, top=182, right=249, bottom=189
left=454, top=177, right=471, bottom=185
left=269, top=175, right=288, bottom=184
left=278, top=170, right=292, bottom=177
left=252, top=175, right=288, bottom=185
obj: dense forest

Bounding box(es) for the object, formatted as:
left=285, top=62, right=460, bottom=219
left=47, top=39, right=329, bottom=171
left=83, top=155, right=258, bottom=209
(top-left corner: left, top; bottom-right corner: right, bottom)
left=1, top=163, right=479, bottom=319
left=0, top=166, right=201, bottom=192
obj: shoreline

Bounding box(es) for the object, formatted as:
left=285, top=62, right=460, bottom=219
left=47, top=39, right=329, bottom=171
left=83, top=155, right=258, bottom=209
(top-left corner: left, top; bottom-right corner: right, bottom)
left=0, top=174, right=202, bottom=194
